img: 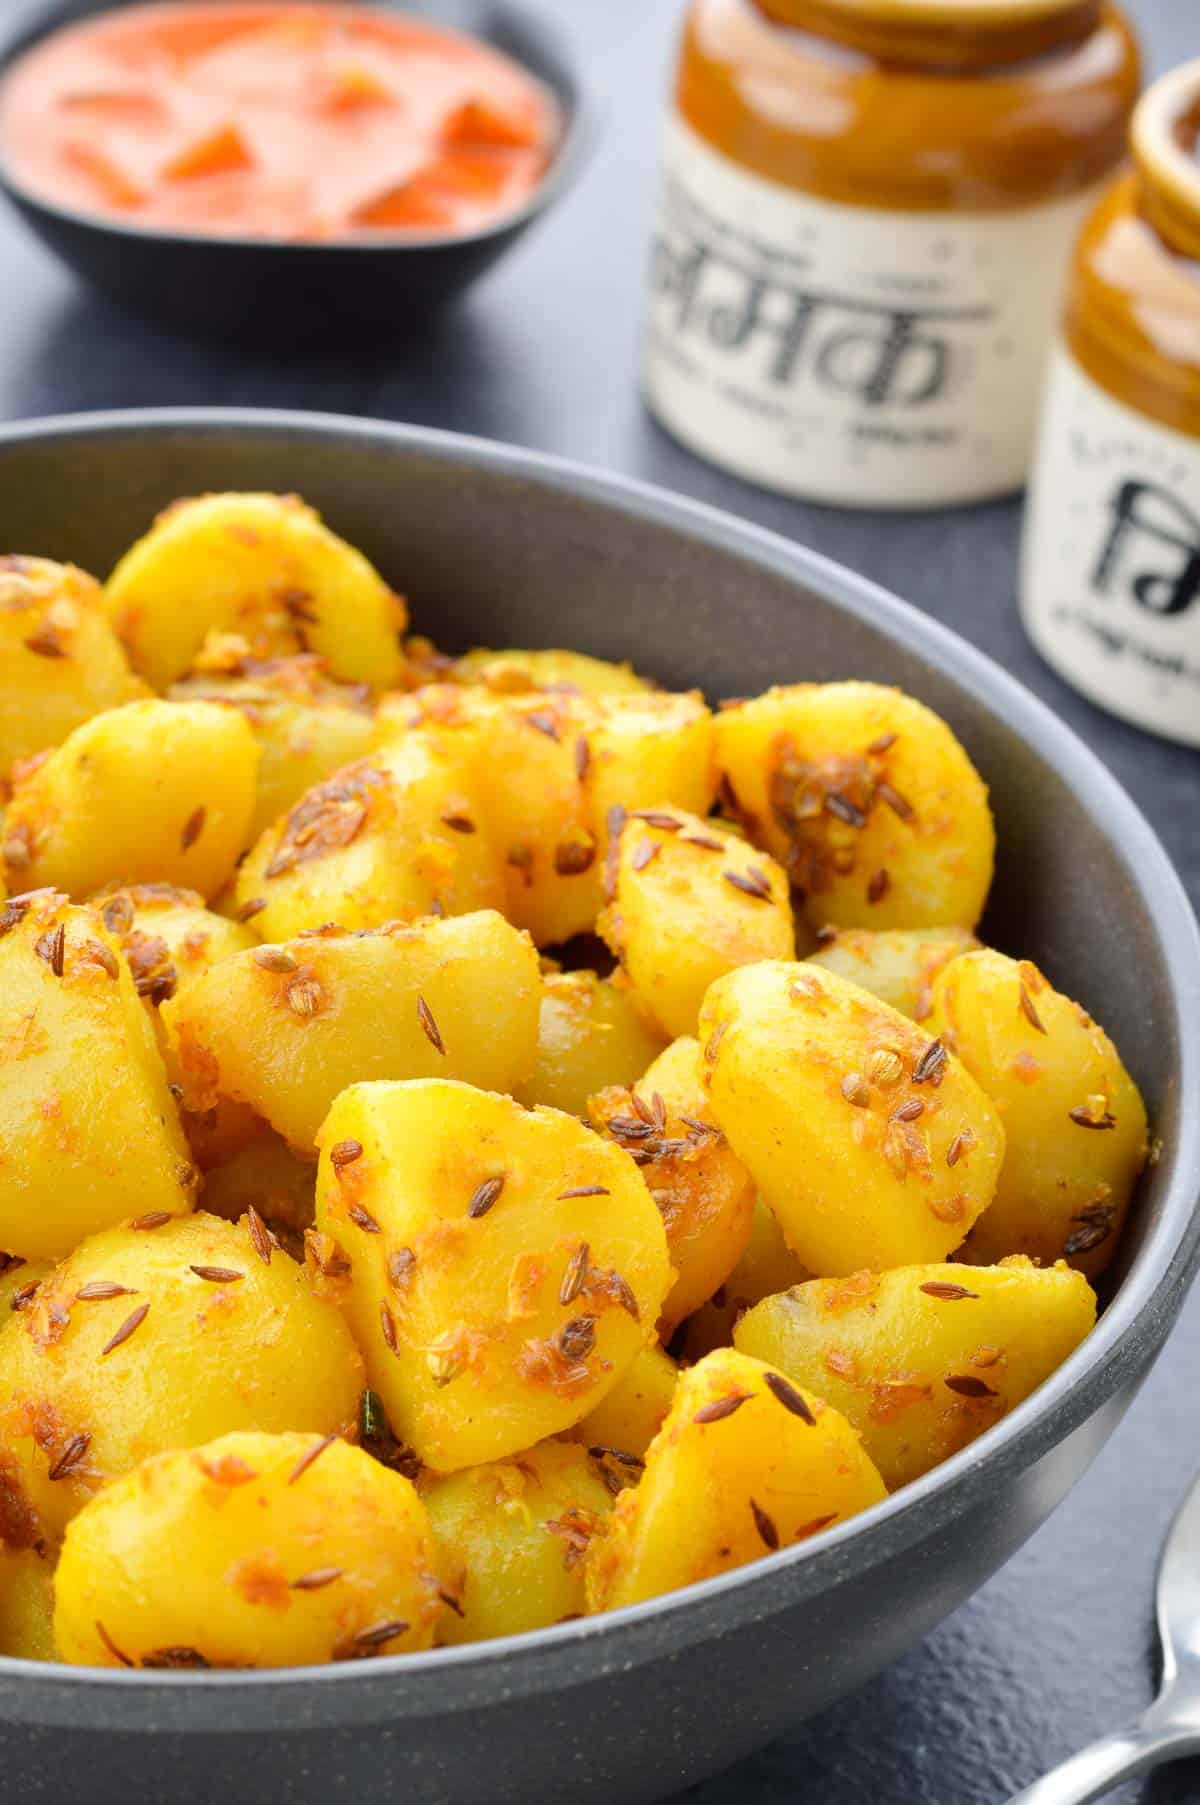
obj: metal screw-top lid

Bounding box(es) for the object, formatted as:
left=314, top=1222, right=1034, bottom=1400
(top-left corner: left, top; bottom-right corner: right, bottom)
left=753, top=0, right=1103, bottom=69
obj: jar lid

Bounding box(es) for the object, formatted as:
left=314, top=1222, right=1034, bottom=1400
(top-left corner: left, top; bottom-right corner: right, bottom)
left=755, top=0, right=1101, bottom=68
left=1132, top=60, right=1200, bottom=262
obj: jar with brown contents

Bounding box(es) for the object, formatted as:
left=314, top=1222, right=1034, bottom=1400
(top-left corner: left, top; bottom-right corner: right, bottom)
left=1022, top=60, right=1200, bottom=747
left=645, top=0, right=1140, bottom=509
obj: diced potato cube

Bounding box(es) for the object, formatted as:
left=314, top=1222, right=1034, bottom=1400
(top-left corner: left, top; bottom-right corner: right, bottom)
left=104, top=492, right=408, bottom=691
left=735, top=1257, right=1096, bottom=1490
left=516, top=969, right=666, bottom=1116
left=0, top=557, right=145, bottom=783
left=54, top=1431, right=440, bottom=1668
left=450, top=647, right=651, bottom=698
left=698, top=962, right=1005, bottom=1275
left=170, top=652, right=376, bottom=846
left=234, top=733, right=504, bottom=941
left=599, top=808, right=793, bottom=1038
left=590, top=1036, right=754, bottom=1331
left=424, top=1439, right=613, bottom=1643
left=0, top=1550, right=55, bottom=1662
left=314, top=1080, right=672, bottom=1471
left=92, top=883, right=263, bottom=1172
left=200, top=1129, right=316, bottom=1246
left=584, top=1348, right=886, bottom=1611
left=0, top=891, right=195, bottom=1261
left=4, top=700, right=258, bottom=900
left=164, top=911, right=540, bottom=1152
left=929, top=950, right=1149, bottom=1276
left=375, top=686, right=714, bottom=946
left=94, top=883, right=258, bottom=1004
left=808, top=926, right=978, bottom=1022
left=0, top=1212, right=364, bottom=1547
left=714, top=683, right=995, bottom=930
left=677, top=1195, right=810, bottom=1360
left=572, top=1343, right=678, bottom=1463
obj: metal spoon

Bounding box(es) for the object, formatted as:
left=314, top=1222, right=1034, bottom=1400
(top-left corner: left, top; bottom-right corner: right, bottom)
left=1008, top=1473, right=1200, bottom=1802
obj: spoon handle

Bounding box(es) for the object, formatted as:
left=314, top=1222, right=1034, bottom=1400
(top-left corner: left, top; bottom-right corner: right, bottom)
left=1007, top=1713, right=1200, bottom=1804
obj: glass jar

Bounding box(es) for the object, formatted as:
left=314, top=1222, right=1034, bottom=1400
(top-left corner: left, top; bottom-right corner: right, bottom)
left=644, top=0, right=1141, bottom=509
left=1021, top=60, right=1200, bottom=747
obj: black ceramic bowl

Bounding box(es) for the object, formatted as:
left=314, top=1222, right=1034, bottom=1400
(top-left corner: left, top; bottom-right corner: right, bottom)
left=0, top=408, right=1197, bottom=1805
left=0, top=1, right=597, bottom=339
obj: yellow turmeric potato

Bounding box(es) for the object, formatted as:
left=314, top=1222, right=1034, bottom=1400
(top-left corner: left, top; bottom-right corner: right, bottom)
left=200, top=1130, right=316, bottom=1246
left=54, top=1431, right=440, bottom=1669
left=4, top=700, right=258, bottom=901
left=376, top=686, right=714, bottom=946
left=424, top=1439, right=613, bottom=1644
left=164, top=912, right=540, bottom=1153
left=698, top=962, right=1005, bottom=1276
left=0, top=1549, right=56, bottom=1662
left=451, top=647, right=651, bottom=698
left=234, top=733, right=503, bottom=941
left=314, top=1080, right=672, bottom=1471
left=104, top=492, right=408, bottom=692
left=0, top=890, right=195, bottom=1262
left=808, top=926, right=979, bottom=1023
left=0, top=557, right=145, bottom=783
left=585, top=1348, right=886, bottom=1612
left=93, top=883, right=259, bottom=1005
left=586, top=691, right=715, bottom=854
left=572, top=1343, right=678, bottom=1463
left=929, top=950, right=1149, bottom=1276
left=517, top=969, right=666, bottom=1116
left=678, top=1196, right=810, bottom=1361
left=88, top=887, right=263, bottom=1181
left=735, top=1258, right=1096, bottom=1491
left=713, top=683, right=995, bottom=931
left=599, top=809, right=794, bottom=1040
left=590, top=1036, right=755, bottom=1332
left=0, top=1212, right=364, bottom=1547
left=170, top=651, right=376, bottom=846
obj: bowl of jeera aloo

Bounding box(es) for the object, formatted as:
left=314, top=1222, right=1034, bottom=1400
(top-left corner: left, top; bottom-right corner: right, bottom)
left=0, top=408, right=1196, bottom=1805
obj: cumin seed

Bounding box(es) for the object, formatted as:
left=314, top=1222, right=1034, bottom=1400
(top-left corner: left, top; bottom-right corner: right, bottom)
left=750, top=1499, right=779, bottom=1550
left=693, top=1391, right=750, bottom=1425
left=559, top=1242, right=590, bottom=1307
left=48, top=1432, right=91, bottom=1481
left=467, top=1175, right=505, bottom=1220
left=1018, top=983, right=1047, bottom=1034
left=417, top=995, right=445, bottom=1055
left=100, top=1301, right=150, bottom=1357
left=292, top=1567, right=344, bottom=1592
left=763, top=1371, right=816, bottom=1424
left=246, top=1204, right=273, bottom=1265
left=912, top=1039, right=948, bottom=1086
left=945, top=1374, right=998, bottom=1399
left=288, top=1433, right=337, bottom=1485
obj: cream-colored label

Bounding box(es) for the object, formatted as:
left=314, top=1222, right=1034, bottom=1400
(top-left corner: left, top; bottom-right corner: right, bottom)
left=644, top=116, right=1099, bottom=509
left=1021, top=346, right=1200, bottom=747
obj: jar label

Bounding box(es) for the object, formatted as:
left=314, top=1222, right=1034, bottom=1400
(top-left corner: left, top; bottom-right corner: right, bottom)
left=1022, top=345, right=1200, bottom=747
left=645, top=115, right=1099, bottom=508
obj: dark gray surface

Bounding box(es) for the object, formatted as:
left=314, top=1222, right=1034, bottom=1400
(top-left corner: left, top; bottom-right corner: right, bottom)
left=0, top=3, right=1196, bottom=1801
